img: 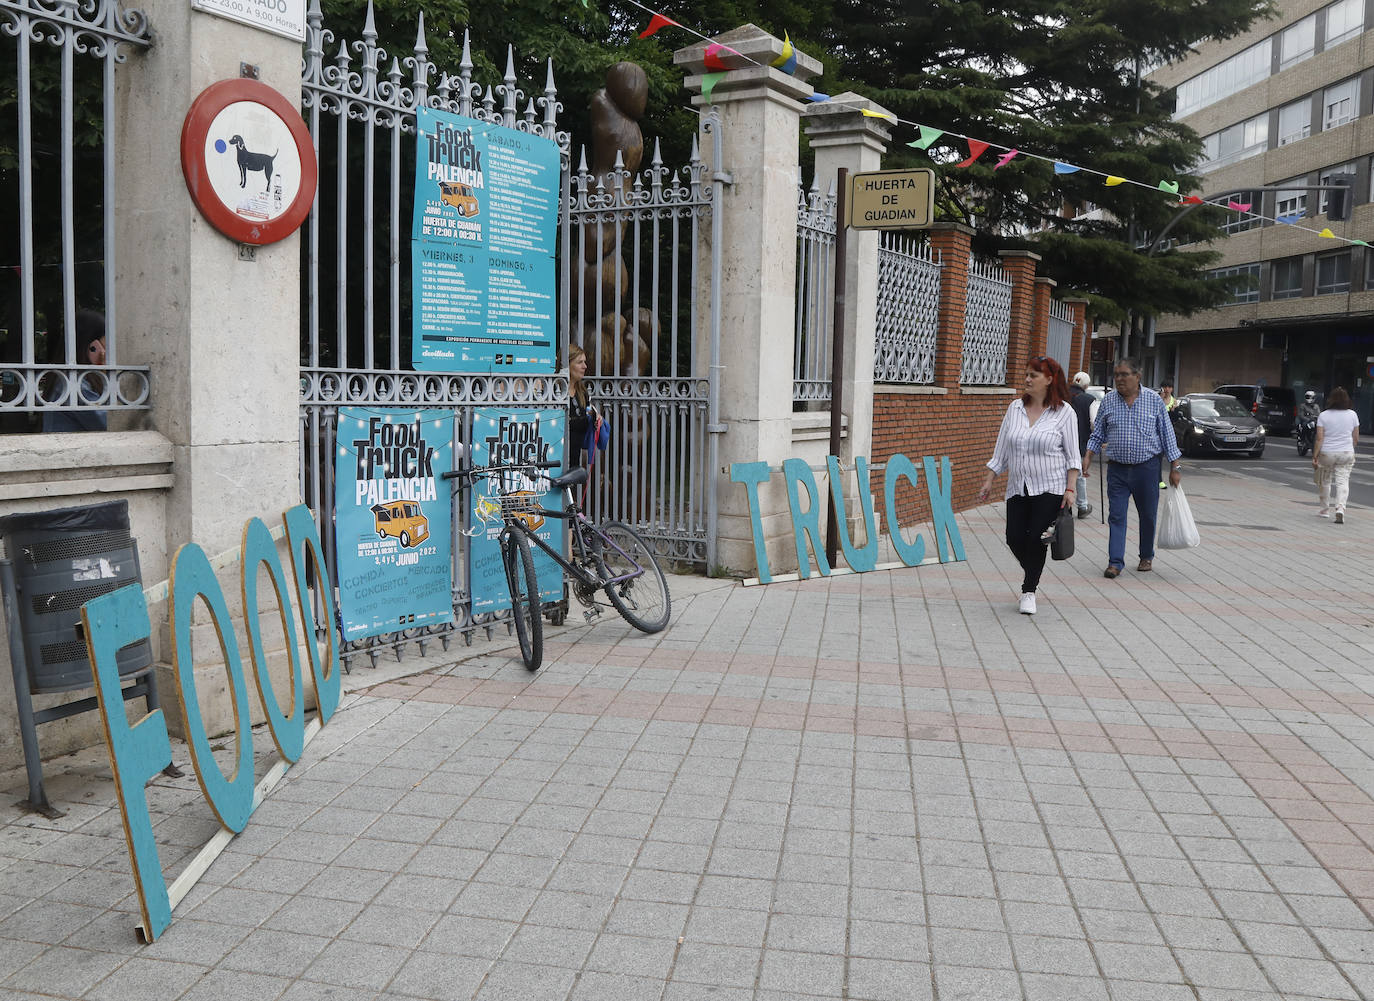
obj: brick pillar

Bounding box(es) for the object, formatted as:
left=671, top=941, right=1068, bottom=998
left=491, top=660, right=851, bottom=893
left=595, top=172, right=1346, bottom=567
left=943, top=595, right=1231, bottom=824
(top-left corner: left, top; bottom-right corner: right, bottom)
left=1064, top=297, right=1091, bottom=377
left=1032, top=277, right=1055, bottom=360
left=997, top=250, right=1041, bottom=383
left=929, top=223, right=974, bottom=389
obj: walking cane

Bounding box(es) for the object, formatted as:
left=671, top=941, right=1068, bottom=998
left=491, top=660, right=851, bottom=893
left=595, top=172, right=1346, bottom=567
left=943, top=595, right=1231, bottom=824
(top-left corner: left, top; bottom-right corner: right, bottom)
left=1099, top=459, right=1106, bottom=524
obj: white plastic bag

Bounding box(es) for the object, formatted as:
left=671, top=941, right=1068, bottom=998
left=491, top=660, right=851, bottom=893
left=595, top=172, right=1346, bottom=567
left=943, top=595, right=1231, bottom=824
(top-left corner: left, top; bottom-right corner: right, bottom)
left=1157, top=484, right=1201, bottom=550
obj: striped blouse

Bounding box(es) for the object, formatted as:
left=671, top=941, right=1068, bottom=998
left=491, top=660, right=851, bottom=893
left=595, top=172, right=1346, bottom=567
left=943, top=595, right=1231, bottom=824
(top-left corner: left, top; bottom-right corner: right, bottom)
left=985, top=399, right=1082, bottom=499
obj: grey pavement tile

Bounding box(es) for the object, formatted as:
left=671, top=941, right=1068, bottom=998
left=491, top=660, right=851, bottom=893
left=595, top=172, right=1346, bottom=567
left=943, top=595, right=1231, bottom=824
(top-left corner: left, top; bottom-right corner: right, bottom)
left=300, top=865, right=391, bottom=904
left=603, top=900, right=690, bottom=939
left=1022, top=972, right=1111, bottom=1001
left=473, top=960, right=575, bottom=1001
left=568, top=969, right=665, bottom=1001
left=264, top=829, right=352, bottom=865
left=176, top=967, right=291, bottom=1001
left=1104, top=978, right=1201, bottom=1001
left=473, top=852, right=559, bottom=889
left=278, top=981, right=379, bottom=1001
left=772, top=880, right=849, bottom=917
left=683, top=906, right=768, bottom=948
left=846, top=957, right=934, bottom=1001
left=0, top=900, right=104, bottom=945
left=757, top=949, right=844, bottom=996
left=219, top=927, right=333, bottom=978
left=1211, top=889, right=1299, bottom=925
left=0, top=940, right=43, bottom=981
left=669, top=941, right=759, bottom=988
left=548, top=861, right=628, bottom=897
left=421, top=915, right=518, bottom=959
left=1011, top=934, right=1099, bottom=977
left=1155, top=913, right=1246, bottom=953
left=1173, top=948, right=1272, bottom=991
left=301, top=939, right=410, bottom=990
left=451, top=882, right=538, bottom=923
left=500, top=923, right=597, bottom=968
left=6, top=945, right=127, bottom=998
left=636, top=841, right=709, bottom=875
left=932, top=964, right=1022, bottom=1001
left=1234, top=920, right=1324, bottom=959
left=764, top=912, right=845, bottom=953
left=1001, top=901, right=1083, bottom=940
left=930, top=927, right=1014, bottom=969
left=524, top=891, right=616, bottom=932
left=1092, top=941, right=1185, bottom=983
left=404, top=845, right=487, bottom=881
left=184, top=886, right=286, bottom=928
left=1285, top=892, right=1372, bottom=928
left=1258, top=955, right=1362, bottom=999
left=923, top=864, right=996, bottom=898
left=585, top=932, right=679, bottom=980
left=374, top=873, right=465, bottom=912
left=332, top=837, right=421, bottom=872
left=341, top=902, right=442, bottom=949
left=263, top=895, right=364, bottom=939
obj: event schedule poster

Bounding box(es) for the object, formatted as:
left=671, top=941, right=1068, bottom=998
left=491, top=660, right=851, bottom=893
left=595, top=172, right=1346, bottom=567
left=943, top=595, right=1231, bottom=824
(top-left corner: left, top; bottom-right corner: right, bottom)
left=468, top=408, right=565, bottom=613
left=334, top=408, right=454, bottom=640
left=411, top=108, right=560, bottom=374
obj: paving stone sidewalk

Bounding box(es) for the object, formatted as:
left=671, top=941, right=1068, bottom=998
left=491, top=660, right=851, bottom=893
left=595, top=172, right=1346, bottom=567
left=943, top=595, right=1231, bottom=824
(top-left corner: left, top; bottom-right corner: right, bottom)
left=3, top=460, right=1374, bottom=1000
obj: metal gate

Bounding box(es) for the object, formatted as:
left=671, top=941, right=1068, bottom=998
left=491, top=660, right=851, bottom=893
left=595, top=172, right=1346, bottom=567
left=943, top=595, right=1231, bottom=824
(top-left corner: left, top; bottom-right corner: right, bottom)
left=299, top=7, right=717, bottom=666
left=1046, top=296, right=1074, bottom=371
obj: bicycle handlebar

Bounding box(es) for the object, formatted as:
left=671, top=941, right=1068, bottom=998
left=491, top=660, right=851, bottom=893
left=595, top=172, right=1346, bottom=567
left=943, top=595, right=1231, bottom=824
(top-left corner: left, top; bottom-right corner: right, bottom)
left=441, top=459, right=563, bottom=481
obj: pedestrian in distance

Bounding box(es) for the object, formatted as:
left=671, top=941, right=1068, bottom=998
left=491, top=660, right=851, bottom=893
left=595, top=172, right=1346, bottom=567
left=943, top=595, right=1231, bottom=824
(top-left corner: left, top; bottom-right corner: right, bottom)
left=1313, top=385, right=1359, bottom=523
left=1082, top=357, right=1182, bottom=579
left=1158, top=379, right=1178, bottom=411
left=1068, top=371, right=1095, bottom=519
left=976, top=355, right=1081, bottom=616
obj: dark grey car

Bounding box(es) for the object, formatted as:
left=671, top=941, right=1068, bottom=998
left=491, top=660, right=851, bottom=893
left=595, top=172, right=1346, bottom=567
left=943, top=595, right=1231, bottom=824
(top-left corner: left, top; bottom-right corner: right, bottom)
left=1212, top=384, right=1297, bottom=435
left=1172, top=393, right=1266, bottom=457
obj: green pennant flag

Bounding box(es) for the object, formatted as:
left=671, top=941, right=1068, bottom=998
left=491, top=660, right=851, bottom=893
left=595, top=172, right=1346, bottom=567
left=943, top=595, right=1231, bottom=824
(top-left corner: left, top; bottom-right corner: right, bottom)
left=701, top=71, right=726, bottom=103
left=908, top=125, right=943, bottom=151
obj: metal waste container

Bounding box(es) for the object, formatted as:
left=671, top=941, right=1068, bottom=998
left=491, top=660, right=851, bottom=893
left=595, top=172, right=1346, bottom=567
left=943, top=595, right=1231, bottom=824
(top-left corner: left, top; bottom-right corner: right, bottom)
left=1, top=499, right=153, bottom=691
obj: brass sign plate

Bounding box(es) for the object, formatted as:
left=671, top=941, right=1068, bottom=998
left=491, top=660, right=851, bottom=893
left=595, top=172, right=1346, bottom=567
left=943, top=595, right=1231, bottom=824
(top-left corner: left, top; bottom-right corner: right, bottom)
left=846, top=168, right=936, bottom=230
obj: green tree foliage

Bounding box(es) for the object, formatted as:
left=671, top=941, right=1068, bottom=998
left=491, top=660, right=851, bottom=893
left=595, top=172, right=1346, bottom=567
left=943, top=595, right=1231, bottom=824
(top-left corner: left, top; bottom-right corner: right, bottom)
left=812, top=0, right=1275, bottom=321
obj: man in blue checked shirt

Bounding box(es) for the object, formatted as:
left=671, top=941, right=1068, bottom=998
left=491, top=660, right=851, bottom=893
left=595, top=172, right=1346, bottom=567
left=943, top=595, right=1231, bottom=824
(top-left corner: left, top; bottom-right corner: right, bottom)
left=1082, top=358, right=1182, bottom=579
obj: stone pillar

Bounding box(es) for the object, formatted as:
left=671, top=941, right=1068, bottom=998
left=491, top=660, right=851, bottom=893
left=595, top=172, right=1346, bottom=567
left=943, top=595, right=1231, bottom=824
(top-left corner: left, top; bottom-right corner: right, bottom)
left=929, top=223, right=974, bottom=389
left=1065, top=298, right=1091, bottom=377
left=998, top=250, right=1041, bottom=381
left=803, top=93, right=891, bottom=476
left=675, top=26, right=821, bottom=576
left=1032, top=277, right=1056, bottom=360
left=114, top=3, right=303, bottom=731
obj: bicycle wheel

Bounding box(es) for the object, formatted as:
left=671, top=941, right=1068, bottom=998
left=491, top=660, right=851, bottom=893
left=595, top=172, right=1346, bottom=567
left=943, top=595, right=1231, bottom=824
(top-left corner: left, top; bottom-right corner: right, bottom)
left=502, top=529, right=543, bottom=671
left=596, top=521, right=671, bottom=633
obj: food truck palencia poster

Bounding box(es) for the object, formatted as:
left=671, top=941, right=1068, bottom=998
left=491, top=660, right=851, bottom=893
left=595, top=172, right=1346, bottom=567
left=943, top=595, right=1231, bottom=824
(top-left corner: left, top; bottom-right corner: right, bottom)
left=334, top=408, right=453, bottom=640
left=468, top=408, right=565, bottom=612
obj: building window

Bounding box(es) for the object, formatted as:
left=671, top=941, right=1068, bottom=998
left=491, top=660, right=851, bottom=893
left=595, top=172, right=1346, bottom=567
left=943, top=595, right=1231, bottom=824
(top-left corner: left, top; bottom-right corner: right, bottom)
left=1175, top=39, right=1272, bottom=116
left=1199, top=114, right=1269, bottom=172
left=1281, top=14, right=1317, bottom=66
left=1276, top=183, right=1309, bottom=219
left=1324, top=78, right=1359, bottom=129
left=1325, top=0, right=1364, bottom=47
left=1316, top=252, right=1351, bottom=294
left=1272, top=257, right=1304, bottom=299
left=1319, top=162, right=1358, bottom=214
left=1209, top=264, right=1261, bottom=304
left=1278, top=99, right=1312, bottom=146
left=1221, top=191, right=1263, bottom=234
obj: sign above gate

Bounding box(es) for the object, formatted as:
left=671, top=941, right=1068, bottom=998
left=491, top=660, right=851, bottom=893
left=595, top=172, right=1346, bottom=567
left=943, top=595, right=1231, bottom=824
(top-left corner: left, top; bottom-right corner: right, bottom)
left=190, top=0, right=305, bottom=41
left=845, top=168, right=936, bottom=230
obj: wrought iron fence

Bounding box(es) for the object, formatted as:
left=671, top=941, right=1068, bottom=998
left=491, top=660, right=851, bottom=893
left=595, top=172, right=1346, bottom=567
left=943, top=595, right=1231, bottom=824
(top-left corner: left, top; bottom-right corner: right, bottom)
left=873, top=232, right=941, bottom=385
left=794, top=174, right=836, bottom=404
left=0, top=0, right=152, bottom=431
left=1047, top=296, right=1074, bottom=371
left=568, top=142, right=712, bottom=565
left=960, top=258, right=1013, bottom=386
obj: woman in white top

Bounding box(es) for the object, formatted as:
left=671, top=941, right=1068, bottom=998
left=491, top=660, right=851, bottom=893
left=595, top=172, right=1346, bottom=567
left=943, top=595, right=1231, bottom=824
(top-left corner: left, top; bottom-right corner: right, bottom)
left=1313, top=386, right=1361, bottom=523
left=977, top=356, right=1081, bottom=615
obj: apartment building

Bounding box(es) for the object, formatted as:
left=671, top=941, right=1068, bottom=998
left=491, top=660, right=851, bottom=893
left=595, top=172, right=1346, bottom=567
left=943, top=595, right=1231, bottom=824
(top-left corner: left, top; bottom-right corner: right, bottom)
left=1149, top=0, right=1374, bottom=428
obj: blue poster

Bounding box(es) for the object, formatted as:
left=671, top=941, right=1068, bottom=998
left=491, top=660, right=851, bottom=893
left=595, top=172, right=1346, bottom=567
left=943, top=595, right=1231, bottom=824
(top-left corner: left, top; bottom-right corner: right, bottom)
left=334, top=408, right=454, bottom=640
left=469, top=408, right=566, bottom=613
left=411, top=109, right=561, bottom=374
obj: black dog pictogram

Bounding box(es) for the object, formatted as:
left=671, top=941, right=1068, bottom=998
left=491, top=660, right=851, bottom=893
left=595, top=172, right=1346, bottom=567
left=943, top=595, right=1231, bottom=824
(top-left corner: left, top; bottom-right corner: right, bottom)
left=228, top=135, right=278, bottom=192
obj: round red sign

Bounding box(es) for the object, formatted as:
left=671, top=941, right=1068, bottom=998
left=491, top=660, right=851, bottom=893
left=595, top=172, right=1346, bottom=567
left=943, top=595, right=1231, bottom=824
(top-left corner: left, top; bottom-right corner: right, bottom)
left=180, top=78, right=317, bottom=246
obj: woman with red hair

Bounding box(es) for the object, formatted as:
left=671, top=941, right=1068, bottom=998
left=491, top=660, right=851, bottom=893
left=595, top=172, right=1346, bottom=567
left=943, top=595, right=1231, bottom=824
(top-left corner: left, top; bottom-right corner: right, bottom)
left=976, top=355, right=1081, bottom=615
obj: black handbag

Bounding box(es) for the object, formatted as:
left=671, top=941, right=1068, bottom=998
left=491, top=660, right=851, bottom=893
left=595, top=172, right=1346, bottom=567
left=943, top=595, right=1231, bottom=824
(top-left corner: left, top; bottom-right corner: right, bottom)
left=1048, top=505, right=1075, bottom=560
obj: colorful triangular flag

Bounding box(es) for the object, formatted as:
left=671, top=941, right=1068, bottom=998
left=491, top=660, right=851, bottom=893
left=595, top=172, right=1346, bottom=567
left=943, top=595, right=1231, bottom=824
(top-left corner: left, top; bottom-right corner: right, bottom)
left=807, top=92, right=831, bottom=102
left=861, top=108, right=897, bottom=122
left=1320, top=228, right=1336, bottom=238
left=1158, top=180, right=1179, bottom=194
left=1105, top=176, right=1125, bottom=186
left=704, top=43, right=736, bottom=72
left=1053, top=162, right=1079, bottom=174
left=1277, top=213, right=1301, bottom=224
left=954, top=140, right=990, bottom=168
left=1226, top=200, right=1252, bottom=212
left=1353, top=240, right=1370, bottom=247
left=994, top=149, right=1020, bottom=169
left=908, top=125, right=943, bottom=151
left=638, top=13, right=679, bottom=38
left=701, top=71, right=726, bottom=102
left=1182, top=195, right=1204, bottom=205
left=771, top=31, right=797, bottom=75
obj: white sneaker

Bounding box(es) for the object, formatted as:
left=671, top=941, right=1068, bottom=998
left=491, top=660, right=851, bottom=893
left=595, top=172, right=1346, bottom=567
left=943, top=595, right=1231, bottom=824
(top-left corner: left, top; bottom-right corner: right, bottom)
left=1019, top=593, right=1037, bottom=615
left=1317, top=508, right=1330, bottom=518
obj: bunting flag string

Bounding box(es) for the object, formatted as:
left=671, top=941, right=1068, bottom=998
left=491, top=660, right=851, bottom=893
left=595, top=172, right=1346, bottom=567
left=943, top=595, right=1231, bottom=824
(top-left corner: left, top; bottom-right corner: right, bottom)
left=615, top=0, right=1371, bottom=249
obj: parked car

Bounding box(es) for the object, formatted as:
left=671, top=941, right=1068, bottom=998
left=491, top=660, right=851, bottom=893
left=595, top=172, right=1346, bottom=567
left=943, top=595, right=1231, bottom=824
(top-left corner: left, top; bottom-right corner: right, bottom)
left=1172, top=393, right=1266, bottom=457
left=1211, top=384, right=1297, bottom=435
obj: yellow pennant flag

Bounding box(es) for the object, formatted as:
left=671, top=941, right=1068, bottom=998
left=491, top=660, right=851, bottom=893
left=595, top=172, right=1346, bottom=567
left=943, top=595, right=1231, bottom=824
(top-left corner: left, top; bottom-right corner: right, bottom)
left=860, top=109, right=897, bottom=123
left=1320, top=228, right=1336, bottom=238
left=1105, top=176, right=1125, bottom=186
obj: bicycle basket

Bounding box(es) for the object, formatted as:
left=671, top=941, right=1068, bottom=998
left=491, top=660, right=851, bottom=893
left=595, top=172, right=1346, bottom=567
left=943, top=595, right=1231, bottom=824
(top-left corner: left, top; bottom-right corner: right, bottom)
left=500, top=491, right=546, bottom=531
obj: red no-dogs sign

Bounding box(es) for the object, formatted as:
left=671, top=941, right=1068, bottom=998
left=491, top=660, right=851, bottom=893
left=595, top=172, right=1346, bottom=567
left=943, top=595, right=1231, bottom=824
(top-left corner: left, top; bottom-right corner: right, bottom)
left=180, top=78, right=317, bottom=246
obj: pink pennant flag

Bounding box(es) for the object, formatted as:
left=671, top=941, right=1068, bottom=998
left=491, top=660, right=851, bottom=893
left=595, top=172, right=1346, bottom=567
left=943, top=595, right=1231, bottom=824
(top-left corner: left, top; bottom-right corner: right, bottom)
left=1226, top=200, right=1252, bottom=212
left=954, top=140, right=990, bottom=168
left=994, top=149, right=1019, bottom=169
left=704, top=43, right=738, bottom=72
left=638, top=13, right=679, bottom=38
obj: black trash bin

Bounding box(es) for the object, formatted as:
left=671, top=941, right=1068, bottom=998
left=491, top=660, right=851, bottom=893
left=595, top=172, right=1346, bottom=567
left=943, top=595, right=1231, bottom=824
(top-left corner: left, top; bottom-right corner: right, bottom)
left=1, top=499, right=161, bottom=816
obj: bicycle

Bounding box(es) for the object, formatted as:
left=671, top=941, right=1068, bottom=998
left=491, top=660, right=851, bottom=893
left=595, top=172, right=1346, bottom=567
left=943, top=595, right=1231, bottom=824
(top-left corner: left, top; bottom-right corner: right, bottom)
left=443, top=461, right=671, bottom=671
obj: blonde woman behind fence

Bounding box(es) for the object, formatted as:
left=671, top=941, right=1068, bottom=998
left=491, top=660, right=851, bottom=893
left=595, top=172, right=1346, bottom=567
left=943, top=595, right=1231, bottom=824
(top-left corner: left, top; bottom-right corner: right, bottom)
left=1313, top=386, right=1360, bottom=524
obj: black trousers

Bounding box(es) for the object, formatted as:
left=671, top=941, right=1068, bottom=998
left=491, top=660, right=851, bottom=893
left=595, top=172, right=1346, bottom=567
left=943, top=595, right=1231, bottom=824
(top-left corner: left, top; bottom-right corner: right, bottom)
left=1005, top=491, right=1063, bottom=593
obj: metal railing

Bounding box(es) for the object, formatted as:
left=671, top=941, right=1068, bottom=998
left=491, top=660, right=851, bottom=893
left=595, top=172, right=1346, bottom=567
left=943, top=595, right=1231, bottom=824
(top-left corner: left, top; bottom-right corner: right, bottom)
left=794, top=174, right=836, bottom=404
left=960, top=258, right=1013, bottom=385
left=1046, top=297, right=1074, bottom=370
left=874, top=232, right=941, bottom=385
left=1, top=0, right=153, bottom=429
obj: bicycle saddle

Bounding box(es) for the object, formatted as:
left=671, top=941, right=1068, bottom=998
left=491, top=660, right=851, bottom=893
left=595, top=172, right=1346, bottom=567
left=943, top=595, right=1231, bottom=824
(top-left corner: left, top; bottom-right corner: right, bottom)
left=547, top=467, right=588, bottom=489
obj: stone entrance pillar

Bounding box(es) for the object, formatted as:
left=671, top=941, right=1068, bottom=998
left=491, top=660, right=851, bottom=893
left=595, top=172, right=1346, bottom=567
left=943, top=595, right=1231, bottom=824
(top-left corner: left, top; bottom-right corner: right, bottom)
left=675, top=26, right=821, bottom=576
left=113, top=4, right=303, bottom=732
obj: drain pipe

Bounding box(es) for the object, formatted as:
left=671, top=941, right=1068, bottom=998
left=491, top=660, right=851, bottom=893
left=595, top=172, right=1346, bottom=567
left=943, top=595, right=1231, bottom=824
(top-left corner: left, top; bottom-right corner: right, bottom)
left=705, top=109, right=729, bottom=573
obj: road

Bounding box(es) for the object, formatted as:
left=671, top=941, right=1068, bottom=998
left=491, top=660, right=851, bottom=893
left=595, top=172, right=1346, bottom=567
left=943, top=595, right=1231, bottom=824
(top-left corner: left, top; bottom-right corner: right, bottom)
left=1185, top=429, right=1374, bottom=512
